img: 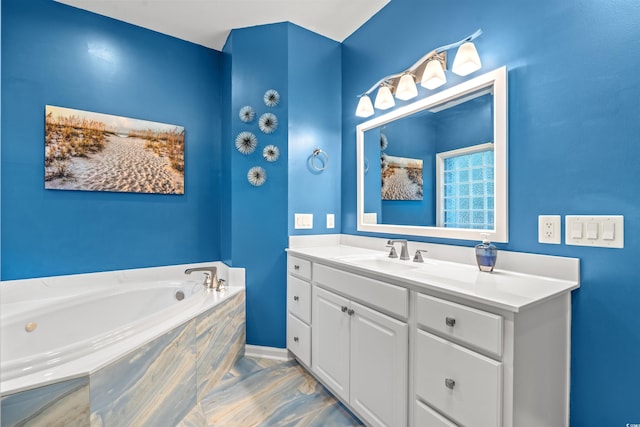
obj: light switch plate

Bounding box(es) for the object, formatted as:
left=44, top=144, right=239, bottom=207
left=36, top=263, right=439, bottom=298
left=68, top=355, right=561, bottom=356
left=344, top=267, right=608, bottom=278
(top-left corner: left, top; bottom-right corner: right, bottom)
left=294, top=213, right=313, bottom=229
left=565, top=215, right=624, bottom=248
left=326, top=214, right=335, bottom=229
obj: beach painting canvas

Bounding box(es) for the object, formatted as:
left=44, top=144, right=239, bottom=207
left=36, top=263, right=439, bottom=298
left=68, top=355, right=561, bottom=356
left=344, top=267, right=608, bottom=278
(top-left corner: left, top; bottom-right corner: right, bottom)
left=45, top=105, right=185, bottom=194
left=381, top=154, right=423, bottom=200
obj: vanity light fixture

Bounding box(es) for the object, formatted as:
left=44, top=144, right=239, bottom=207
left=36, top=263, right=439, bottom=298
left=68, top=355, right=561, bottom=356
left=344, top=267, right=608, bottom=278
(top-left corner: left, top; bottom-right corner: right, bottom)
left=355, top=29, right=483, bottom=117
left=373, top=84, right=395, bottom=110
left=451, top=41, right=482, bottom=76
left=395, top=73, right=419, bottom=101
left=421, top=56, right=447, bottom=90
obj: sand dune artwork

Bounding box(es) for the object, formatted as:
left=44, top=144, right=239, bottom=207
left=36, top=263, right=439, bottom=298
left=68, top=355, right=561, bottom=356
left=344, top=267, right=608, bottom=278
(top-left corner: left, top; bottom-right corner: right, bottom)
left=381, top=154, right=423, bottom=201
left=45, top=105, right=185, bottom=194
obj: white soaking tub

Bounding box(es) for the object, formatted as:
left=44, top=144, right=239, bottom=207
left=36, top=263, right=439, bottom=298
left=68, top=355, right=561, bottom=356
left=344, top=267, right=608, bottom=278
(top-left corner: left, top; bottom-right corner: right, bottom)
left=0, top=262, right=245, bottom=396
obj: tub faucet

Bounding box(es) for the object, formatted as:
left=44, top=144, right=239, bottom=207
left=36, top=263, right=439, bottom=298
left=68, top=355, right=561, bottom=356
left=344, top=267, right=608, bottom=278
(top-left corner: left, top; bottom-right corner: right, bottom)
left=185, top=267, right=220, bottom=290
left=387, top=239, right=410, bottom=260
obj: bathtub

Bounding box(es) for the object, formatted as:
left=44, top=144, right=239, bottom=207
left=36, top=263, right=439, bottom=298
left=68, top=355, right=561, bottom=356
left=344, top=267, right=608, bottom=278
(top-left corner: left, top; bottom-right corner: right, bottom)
left=0, top=262, right=246, bottom=426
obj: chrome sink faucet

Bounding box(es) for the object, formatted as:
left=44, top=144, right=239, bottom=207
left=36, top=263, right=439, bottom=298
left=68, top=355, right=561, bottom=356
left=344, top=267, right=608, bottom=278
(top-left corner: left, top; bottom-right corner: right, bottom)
left=387, top=239, right=410, bottom=260
left=185, top=267, right=224, bottom=291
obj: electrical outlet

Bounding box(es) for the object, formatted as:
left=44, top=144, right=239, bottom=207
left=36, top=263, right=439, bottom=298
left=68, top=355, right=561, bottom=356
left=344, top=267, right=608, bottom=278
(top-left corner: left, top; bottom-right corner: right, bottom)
left=538, top=215, right=561, bottom=244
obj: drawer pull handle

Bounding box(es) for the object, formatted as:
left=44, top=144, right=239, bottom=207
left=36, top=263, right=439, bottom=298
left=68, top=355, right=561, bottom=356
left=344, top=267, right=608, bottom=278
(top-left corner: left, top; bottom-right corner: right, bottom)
left=347, top=309, right=355, bottom=316
left=294, top=265, right=300, bottom=270
left=341, top=306, right=348, bottom=313
left=445, top=378, right=456, bottom=390
left=445, top=317, right=456, bottom=327
left=293, top=296, right=299, bottom=301
left=293, top=336, right=299, bottom=342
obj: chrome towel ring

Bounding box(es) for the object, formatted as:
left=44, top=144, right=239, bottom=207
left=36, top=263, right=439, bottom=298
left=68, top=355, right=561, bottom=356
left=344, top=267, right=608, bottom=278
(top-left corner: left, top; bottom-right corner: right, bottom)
left=310, top=148, right=329, bottom=172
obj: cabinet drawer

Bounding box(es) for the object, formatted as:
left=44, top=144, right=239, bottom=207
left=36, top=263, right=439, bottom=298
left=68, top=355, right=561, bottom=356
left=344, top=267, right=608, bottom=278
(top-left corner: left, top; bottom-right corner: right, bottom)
left=287, top=314, right=311, bottom=367
left=288, top=256, right=311, bottom=280
left=416, top=293, right=503, bottom=356
left=415, top=400, right=459, bottom=427
left=314, top=264, right=408, bottom=319
left=288, top=276, right=311, bottom=323
left=415, top=330, right=502, bottom=427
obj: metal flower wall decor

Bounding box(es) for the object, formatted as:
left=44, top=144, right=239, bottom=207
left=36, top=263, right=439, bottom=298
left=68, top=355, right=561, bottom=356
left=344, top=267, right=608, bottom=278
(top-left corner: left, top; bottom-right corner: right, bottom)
left=239, top=106, right=255, bottom=123
left=263, top=89, right=280, bottom=107
left=258, top=113, right=278, bottom=134
left=236, top=88, right=283, bottom=188
left=263, top=145, right=280, bottom=162
left=235, top=131, right=258, bottom=155
left=247, top=166, right=267, bottom=186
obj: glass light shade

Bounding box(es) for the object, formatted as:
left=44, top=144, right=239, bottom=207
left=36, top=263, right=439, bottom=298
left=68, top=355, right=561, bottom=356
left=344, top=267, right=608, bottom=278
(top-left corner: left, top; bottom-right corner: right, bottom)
left=452, top=42, right=482, bottom=76
left=355, top=95, right=374, bottom=117
left=395, top=74, right=418, bottom=101
left=421, top=59, right=447, bottom=90
left=374, top=85, right=395, bottom=110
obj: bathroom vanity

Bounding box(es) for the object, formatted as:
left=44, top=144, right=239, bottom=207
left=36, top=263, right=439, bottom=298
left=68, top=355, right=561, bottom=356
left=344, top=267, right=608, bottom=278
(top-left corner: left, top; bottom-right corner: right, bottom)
left=286, top=235, right=579, bottom=427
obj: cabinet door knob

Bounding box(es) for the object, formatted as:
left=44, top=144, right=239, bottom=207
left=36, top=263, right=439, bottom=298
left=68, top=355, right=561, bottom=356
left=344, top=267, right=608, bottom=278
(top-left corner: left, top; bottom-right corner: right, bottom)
left=445, top=317, right=456, bottom=327
left=293, top=295, right=299, bottom=301
left=347, top=309, right=355, bottom=316
left=294, top=265, right=300, bottom=270
left=293, top=336, right=299, bottom=342
left=341, top=306, right=348, bottom=313
left=445, top=378, right=456, bottom=389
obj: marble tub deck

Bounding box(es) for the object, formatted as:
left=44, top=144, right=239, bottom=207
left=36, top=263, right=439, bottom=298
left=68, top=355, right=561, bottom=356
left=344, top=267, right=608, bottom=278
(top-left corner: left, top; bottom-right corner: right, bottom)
left=179, top=357, right=363, bottom=427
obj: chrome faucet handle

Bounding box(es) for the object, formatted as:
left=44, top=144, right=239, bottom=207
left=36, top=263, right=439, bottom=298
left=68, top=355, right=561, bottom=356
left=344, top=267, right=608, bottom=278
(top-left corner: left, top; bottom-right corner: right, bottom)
left=413, top=249, right=429, bottom=263
left=386, top=244, right=398, bottom=258
left=216, top=278, right=226, bottom=292
left=387, top=239, right=410, bottom=260
left=202, top=272, right=212, bottom=287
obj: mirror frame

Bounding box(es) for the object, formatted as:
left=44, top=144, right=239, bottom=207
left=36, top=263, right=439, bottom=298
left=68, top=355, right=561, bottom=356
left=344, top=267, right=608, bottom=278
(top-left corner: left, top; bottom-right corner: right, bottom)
left=356, top=66, right=508, bottom=242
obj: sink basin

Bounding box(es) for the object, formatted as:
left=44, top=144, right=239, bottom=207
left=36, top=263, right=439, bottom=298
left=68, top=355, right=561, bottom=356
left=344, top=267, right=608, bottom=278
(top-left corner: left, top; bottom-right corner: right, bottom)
left=337, top=254, right=424, bottom=273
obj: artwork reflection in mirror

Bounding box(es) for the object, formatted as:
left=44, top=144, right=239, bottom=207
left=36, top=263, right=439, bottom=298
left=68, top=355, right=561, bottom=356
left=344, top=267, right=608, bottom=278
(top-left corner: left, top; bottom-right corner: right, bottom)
left=363, top=92, right=493, bottom=229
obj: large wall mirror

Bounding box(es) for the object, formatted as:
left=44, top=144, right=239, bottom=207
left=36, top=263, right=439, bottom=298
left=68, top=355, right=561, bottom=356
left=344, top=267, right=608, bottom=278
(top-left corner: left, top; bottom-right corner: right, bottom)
left=356, top=67, right=508, bottom=242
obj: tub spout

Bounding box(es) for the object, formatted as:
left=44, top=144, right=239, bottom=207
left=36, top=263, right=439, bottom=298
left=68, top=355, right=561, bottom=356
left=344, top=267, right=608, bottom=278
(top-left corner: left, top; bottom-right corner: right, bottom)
left=185, top=267, right=218, bottom=290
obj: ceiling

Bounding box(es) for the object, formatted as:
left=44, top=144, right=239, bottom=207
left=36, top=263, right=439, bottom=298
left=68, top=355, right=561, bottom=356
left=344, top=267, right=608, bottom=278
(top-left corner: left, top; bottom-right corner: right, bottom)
left=54, top=0, right=390, bottom=51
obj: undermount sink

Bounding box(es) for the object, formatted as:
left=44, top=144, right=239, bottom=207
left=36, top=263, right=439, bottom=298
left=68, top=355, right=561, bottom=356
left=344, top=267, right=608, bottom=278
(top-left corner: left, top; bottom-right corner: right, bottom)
left=337, top=254, right=435, bottom=273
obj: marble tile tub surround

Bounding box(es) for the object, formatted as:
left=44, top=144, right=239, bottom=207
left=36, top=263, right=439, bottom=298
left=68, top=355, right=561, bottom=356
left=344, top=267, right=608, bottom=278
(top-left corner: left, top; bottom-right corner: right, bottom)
left=288, top=234, right=579, bottom=312
left=89, top=291, right=246, bottom=426
left=0, top=377, right=90, bottom=427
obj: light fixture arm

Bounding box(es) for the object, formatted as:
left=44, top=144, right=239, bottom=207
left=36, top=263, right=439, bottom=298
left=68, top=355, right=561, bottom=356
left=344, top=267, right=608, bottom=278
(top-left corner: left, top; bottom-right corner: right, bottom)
left=357, top=29, right=483, bottom=98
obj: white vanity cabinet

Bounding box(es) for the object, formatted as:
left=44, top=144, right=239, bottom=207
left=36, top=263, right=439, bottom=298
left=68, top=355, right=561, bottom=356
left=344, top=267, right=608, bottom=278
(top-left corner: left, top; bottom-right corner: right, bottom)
left=312, top=266, right=409, bottom=427
left=286, top=245, right=576, bottom=427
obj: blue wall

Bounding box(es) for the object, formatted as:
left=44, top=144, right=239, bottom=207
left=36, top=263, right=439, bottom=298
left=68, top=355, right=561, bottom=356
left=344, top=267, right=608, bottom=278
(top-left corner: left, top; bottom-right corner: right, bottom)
left=221, top=24, right=290, bottom=347
left=221, top=23, right=341, bottom=347
left=1, top=0, right=222, bottom=280
left=342, top=0, right=640, bottom=424
left=288, top=24, right=342, bottom=235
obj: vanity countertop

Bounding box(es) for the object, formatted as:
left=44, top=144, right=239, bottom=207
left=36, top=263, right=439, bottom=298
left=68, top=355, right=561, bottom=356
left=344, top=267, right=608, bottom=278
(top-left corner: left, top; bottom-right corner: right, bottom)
left=287, top=244, right=579, bottom=313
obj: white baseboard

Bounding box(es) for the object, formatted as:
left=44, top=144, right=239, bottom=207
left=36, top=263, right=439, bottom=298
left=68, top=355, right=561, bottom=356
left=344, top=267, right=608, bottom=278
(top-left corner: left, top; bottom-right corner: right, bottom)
left=244, top=345, right=292, bottom=361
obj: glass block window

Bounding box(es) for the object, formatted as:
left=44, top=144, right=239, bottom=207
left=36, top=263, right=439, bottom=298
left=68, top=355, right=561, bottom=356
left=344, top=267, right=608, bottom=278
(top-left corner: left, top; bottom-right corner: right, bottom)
left=437, top=143, right=494, bottom=229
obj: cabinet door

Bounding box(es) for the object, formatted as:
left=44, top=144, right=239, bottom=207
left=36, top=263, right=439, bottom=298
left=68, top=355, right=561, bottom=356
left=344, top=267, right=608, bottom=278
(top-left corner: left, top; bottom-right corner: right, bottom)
left=312, top=286, right=350, bottom=401
left=350, top=301, right=408, bottom=427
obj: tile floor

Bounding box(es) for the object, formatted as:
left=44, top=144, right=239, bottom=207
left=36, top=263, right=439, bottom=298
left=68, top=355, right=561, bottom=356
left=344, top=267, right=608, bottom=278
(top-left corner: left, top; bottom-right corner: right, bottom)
left=180, top=356, right=364, bottom=427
